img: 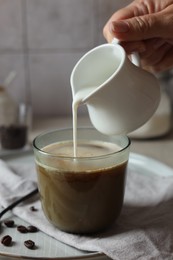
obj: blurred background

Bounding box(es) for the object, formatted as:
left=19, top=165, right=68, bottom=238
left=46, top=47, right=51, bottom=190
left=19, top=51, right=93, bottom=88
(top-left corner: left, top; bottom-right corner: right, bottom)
left=0, top=0, right=127, bottom=118
left=0, top=0, right=172, bottom=139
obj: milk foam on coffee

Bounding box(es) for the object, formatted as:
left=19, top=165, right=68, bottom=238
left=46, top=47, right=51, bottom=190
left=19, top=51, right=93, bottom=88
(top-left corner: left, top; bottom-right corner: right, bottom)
left=43, top=140, right=120, bottom=157
left=41, top=140, right=123, bottom=173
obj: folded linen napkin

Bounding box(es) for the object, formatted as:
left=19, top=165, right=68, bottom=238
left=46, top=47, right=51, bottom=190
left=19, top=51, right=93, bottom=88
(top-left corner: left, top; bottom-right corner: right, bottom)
left=0, top=155, right=173, bottom=260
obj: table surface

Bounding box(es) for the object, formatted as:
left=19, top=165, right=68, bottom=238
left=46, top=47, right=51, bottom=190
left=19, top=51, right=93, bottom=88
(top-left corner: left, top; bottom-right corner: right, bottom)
left=0, top=116, right=173, bottom=260
left=30, top=116, right=173, bottom=168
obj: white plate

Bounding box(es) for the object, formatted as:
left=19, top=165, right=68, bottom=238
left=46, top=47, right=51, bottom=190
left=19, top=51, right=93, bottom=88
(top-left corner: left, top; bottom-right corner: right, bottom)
left=129, top=153, right=173, bottom=177
left=0, top=152, right=173, bottom=260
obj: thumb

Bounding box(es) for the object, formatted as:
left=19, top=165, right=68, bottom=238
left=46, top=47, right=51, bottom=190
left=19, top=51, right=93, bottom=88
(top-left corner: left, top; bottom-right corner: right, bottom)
left=110, top=12, right=170, bottom=41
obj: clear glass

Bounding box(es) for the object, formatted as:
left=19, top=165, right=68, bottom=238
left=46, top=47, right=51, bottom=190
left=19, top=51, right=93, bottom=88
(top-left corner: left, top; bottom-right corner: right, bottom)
left=33, top=128, right=131, bottom=234
left=0, top=101, right=31, bottom=150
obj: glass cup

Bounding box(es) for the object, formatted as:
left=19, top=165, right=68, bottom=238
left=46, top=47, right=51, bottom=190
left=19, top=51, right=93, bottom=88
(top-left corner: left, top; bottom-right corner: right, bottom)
left=33, top=128, right=130, bottom=234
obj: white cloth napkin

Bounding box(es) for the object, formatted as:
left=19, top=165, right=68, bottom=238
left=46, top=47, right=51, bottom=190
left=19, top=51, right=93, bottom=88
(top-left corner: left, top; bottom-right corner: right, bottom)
left=1, top=156, right=173, bottom=260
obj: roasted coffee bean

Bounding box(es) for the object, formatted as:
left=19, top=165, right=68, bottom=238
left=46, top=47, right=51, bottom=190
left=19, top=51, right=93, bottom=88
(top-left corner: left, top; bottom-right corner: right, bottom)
left=1, top=235, right=12, bottom=246
left=17, top=225, right=28, bottom=233
left=24, top=240, right=35, bottom=249
left=27, top=225, right=38, bottom=233
left=4, top=220, right=15, bottom=227
left=30, top=206, right=37, bottom=212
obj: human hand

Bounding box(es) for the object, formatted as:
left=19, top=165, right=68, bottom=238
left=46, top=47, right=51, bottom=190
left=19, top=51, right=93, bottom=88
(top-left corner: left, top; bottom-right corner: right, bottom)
left=103, top=0, right=173, bottom=72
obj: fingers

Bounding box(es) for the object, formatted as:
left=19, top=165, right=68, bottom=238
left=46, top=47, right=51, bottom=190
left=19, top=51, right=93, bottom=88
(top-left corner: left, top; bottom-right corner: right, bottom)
left=103, top=3, right=136, bottom=43
left=120, top=41, right=146, bottom=54
left=104, top=3, right=173, bottom=42
left=119, top=38, right=165, bottom=55
left=103, top=13, right=160, bottom=43
left=120, top=38, right=173, bottom=72
left=102, top=0, right=173, bottom=72
left=109, top=13, right=167, bottom=42
left=140, top=41, right=171, bottom=64
left=141, top=44, right=173, bottom=72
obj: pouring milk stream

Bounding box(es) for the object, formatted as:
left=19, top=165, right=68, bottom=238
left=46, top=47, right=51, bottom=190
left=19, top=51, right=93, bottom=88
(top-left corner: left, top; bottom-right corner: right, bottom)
left=71, top=40, right=160, bottom=157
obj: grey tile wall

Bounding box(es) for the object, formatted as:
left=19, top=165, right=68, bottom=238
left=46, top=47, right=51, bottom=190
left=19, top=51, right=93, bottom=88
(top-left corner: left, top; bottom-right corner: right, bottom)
left=0, top=0, right=172, bottom=118
left=0, top=0, right=23, bottom=51
left=26, top=0, right=96, bottom=50
left=29, top=52, right=84, bottom=116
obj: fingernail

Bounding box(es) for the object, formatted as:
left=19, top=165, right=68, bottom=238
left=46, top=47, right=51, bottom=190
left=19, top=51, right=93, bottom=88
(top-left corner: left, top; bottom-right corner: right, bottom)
left=110, top=21, right=129, bottom=33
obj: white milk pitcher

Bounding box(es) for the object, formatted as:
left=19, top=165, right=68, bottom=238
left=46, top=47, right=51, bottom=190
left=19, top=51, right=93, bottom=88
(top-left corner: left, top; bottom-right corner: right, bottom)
left=71, top=41, right=160, bottom=135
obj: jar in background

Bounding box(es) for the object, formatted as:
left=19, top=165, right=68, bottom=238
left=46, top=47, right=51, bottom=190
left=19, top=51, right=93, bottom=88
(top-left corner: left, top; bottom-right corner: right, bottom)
left=0, top=85, right=18, bottom=126
left=0, top=86, right=31, bottom=150
left=129, top=72, right=172, bottom=139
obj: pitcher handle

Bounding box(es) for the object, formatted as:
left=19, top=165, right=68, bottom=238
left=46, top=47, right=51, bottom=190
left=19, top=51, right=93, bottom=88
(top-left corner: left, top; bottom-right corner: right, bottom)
left=112, top=38, right=140, bottom=67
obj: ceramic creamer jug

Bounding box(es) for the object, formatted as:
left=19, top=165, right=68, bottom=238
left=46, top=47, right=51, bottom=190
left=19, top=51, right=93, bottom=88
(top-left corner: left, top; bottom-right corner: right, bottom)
left=71, top=41, right=160, bottom=135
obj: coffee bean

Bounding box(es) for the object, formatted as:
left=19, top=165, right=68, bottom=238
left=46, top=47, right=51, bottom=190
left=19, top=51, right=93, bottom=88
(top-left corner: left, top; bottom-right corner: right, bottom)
left=24, top=240, right=35, bottom=249
left=4, top=220, right=15, bottom=227
left=30, top=206, right=37, bottom=212
left=1, top=235, right=12, bottom=246
left=27, top=225, right=38, bottom=233
left=17, top=225, right=28, bottom=233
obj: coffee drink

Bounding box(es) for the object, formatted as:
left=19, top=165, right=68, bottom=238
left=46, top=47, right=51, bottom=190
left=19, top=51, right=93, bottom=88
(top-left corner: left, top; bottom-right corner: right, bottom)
left=35, top=140, right=128, bottom=234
